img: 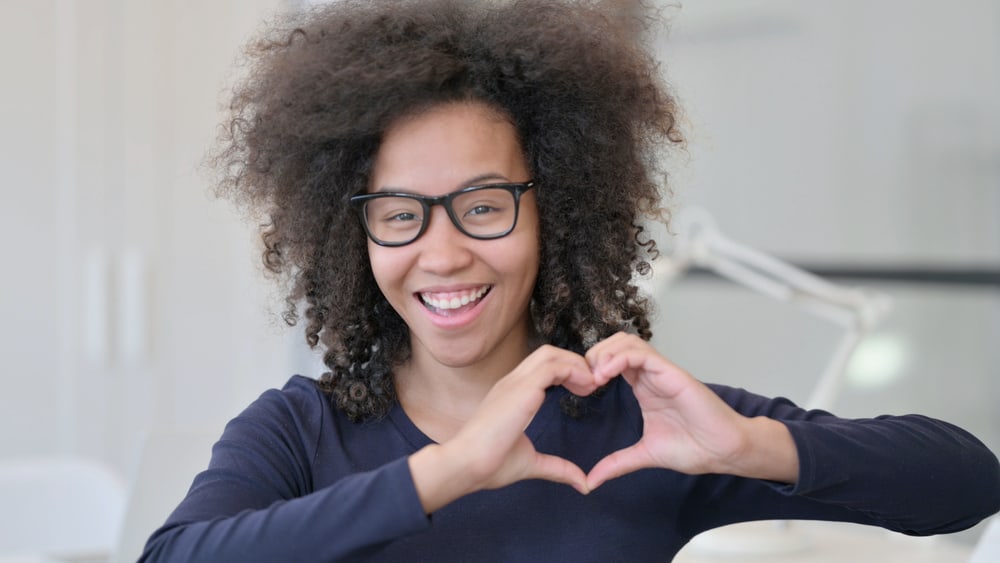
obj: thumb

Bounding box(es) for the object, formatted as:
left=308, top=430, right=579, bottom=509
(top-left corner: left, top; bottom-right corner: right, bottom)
left=529, top=452, right=590, bottom=495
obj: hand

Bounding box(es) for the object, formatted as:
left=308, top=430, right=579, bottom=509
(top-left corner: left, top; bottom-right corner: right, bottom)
left=585, top=332, right=798, bottom=490
left=410, top=333, right=798, bottom=512
left=410, top=345, right=601, bottom=512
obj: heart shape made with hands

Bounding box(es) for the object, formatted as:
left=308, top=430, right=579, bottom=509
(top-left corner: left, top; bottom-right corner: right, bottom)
left=413, top=334, right=794, bottom=511
left=440, top=333, right=768, bottom=501
left=514, top=333, right=755, bottom=493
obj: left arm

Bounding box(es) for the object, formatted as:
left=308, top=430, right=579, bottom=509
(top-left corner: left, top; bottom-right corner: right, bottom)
left=772, top=400, right=1000, bottom=535
left=585, top=332, right=1000, bottom=535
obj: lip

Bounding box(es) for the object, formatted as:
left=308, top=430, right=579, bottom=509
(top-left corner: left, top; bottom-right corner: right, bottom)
left=414, top=284, right=492, bottom=329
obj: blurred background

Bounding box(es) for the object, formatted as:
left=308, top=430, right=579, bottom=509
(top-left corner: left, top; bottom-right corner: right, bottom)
left=1, top=0, right=997, bottom=561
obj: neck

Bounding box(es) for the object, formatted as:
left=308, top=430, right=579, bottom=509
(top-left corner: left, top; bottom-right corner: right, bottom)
left=395, top=364, right=496, bottom=430
left=394, top=327, right=538, bottom=442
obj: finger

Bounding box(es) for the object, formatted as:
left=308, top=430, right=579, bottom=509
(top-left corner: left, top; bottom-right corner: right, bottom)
left=585, top=333, right=648, bottom=381
left=528, top=452, right=590, bottom=495
left=558, top=361, right=599, bottom=397
left=519, top=346, right=598, bottom=396
left=583, top=331, right=632, bottom=364
left=586, top=444, right=655, bottom=491
left=590, top=347, right=655, bottom=385
left=589, top=347, right=690, bottom=396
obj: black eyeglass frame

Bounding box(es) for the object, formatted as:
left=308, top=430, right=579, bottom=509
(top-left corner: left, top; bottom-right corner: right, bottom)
left=350, top=181, right=535, bottom=247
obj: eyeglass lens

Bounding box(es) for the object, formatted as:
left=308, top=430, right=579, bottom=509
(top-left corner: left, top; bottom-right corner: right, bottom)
left=363, top=187, right=518, bottom=244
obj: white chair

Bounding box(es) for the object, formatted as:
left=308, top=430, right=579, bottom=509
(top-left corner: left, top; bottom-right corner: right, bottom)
left=0, top=457, right=125, bottom=561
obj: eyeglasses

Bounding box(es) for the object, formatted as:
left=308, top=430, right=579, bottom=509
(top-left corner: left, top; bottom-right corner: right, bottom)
left=350, top=181, right=535, bottom=247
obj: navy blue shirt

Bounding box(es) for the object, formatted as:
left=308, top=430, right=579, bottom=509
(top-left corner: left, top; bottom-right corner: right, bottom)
left=141, top=376, right=1000, bottom=562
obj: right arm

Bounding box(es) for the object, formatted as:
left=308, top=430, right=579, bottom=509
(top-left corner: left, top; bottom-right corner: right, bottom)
left=139, top=382, right=430, bottom=563
left=141, top=347, right=600, bottom=563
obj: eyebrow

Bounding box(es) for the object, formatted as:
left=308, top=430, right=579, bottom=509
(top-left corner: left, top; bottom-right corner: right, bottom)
left=372, top=172, right=513, bottom=194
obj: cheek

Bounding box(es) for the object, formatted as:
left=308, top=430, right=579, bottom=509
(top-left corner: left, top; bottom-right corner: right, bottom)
left=499, top=236, right=541, bottom=290
left=367, top=245, right=402, bottom=298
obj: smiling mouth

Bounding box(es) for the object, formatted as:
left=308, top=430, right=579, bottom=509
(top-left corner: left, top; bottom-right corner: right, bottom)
left=419, top=285, right=492, bottom=313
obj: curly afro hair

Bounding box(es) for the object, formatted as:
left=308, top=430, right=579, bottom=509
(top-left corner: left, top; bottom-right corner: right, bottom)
left=210, top=0, right=684, bottom=421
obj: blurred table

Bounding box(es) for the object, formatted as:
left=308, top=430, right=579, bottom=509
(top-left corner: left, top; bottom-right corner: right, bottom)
left=674, top=521, right=971, bottom=563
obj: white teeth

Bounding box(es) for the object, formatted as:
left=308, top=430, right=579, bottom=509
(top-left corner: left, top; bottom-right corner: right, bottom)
left=420, top=286, right=490, bottom=310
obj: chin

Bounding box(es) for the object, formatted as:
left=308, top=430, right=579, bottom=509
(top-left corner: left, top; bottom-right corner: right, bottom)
left=419, top=337, right=491, bottom=369
left=430, top=349, right=486, bottom=369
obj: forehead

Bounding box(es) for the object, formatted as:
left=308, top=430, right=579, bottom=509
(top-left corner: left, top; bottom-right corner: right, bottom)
left=369, top=102, right=529, bottom=193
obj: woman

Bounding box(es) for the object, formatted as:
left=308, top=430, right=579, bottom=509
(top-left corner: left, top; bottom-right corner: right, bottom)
left=141, top=1, right=1000, bottom=561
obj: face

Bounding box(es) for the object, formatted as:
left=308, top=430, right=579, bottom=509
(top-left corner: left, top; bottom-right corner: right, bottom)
left=367, top=102, right=540, bottom=373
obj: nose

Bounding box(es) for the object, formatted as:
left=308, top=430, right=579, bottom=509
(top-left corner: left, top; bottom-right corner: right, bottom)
left=414, top=206, right=474, bottom=274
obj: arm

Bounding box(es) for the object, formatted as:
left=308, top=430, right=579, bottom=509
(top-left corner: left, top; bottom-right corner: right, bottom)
left=142, top=346, right=602, bottom=563
left=139, top=379, right=430, bottom=563
left=680, top=388, right=1000, bottom=536
left=776, top=402, right=1000, bottom=535
left=585, top=333, right=1000, bottom=535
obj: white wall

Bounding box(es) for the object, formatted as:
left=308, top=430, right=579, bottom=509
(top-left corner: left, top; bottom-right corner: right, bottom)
left=2, top=0, right=67, bottom=457
left=0, top=0, right=305, bottom=477
left=657, top=0, right=999, bottom=263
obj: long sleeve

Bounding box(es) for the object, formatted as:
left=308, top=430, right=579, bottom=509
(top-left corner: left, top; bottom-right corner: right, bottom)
left=139, top=377, right=430, bottom=563
left=680, top=385, right=1000, bottom=537
left=783, top=410, right=1000, bottom=534
left=138, top=377, right=999, bottom=562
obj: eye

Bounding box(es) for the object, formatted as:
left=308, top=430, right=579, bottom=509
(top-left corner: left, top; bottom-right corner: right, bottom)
left=457, top=192, right=509, bottom=218
left=465, top=204, right=500, bottom=217
left=385, top=211, right=420, bottom=222
left=366, top=196, right=424, bottom=228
